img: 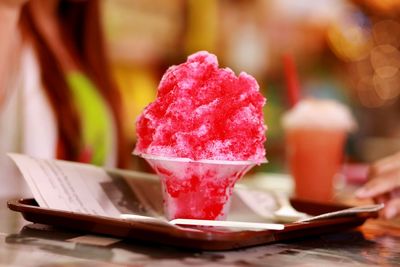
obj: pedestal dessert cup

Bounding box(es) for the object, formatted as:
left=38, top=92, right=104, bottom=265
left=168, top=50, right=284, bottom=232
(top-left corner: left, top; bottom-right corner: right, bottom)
left=136, top=153, right=261, bottom=220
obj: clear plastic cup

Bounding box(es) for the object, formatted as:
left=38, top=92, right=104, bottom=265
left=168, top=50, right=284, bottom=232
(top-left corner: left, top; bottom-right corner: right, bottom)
left=138, top=154, right=258, bottom=220
left=282, top=99, right=356, bottom=203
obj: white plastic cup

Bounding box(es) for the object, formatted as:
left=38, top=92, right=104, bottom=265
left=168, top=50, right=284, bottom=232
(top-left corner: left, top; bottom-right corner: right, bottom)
left=138, top=154, right=258, bottom=220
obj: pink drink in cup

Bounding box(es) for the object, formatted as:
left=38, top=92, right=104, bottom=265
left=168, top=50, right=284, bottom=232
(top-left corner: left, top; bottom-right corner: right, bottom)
left=134, top=51, right=267, bottom=220
left=282, top=99, right=356, bottom=202
left=141, top=155, right=256, bottom=220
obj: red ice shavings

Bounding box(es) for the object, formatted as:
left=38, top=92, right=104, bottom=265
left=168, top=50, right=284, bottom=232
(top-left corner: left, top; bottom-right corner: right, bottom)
left=135, top=51, right=266, bottom=162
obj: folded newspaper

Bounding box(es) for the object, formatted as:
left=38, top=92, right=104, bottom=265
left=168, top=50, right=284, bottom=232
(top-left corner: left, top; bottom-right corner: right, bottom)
left=8, top=154, right=382, bottom=229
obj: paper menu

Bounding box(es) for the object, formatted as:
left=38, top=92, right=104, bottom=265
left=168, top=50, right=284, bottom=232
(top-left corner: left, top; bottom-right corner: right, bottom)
left=8, top=153, right=163, bottom=218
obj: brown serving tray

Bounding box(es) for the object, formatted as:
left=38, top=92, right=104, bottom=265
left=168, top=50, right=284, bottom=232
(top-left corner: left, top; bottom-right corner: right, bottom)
left=8, top=198, right=378, bottom=251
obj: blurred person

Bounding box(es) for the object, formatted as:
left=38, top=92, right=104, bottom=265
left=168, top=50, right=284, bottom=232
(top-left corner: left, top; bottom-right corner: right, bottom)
left=0, top=0, right=128, bottom=197
left=356, top=152, right=400, bottom=219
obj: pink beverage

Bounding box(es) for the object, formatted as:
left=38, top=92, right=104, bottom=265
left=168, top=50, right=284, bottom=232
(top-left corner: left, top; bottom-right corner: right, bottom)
left=286, top=129, right=346, bottom=202
left=283, top=99, right=356, bottom=202
left=143, top=155, right=255, bottom=220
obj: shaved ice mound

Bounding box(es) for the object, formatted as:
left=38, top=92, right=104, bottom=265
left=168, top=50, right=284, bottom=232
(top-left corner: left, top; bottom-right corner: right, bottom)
left=134, top=51, right=267, bottom=163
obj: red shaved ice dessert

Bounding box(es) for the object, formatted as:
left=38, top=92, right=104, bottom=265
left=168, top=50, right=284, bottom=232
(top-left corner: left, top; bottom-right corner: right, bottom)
left=134, top=51, right=266, bottom=162
left=134, top=51, right=267, bottom=220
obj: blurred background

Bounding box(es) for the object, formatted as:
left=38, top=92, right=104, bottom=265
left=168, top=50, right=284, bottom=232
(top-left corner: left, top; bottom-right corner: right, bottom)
left=101, top=0, right=400, bottom=173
